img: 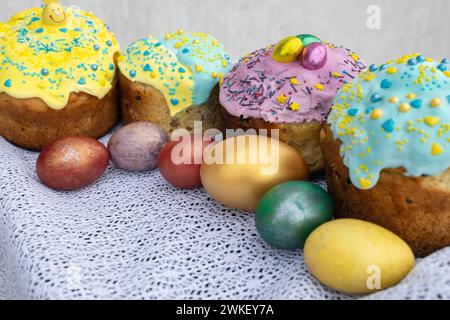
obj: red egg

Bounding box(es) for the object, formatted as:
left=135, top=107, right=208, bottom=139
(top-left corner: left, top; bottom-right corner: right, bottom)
left=36, top=136, right=110, bottom=191
left=158, top=134, right=214, bottom=189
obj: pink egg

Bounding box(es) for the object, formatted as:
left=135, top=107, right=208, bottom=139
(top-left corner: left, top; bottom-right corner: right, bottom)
left=300, top=42, right=328, bottom=70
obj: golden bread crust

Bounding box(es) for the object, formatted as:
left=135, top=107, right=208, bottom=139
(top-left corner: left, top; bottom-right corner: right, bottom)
left=0, top=82, right=119, bottom=151
left=119, top=71, right=221, bottom=133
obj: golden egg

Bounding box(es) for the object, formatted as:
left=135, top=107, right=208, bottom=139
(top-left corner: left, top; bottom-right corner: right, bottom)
left=200, top=135, right=309, bottom=212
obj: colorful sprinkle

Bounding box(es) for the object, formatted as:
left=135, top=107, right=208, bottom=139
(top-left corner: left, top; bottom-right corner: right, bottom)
left=431, top=143, right=443, bottom=156
left=369, top=64, right=378, bottom=72
left=410, top=99, right=423, bottom=109
left=382, top=119, right=395, bottom=132
left=371, top=109, right=383, bottom=119
left=371, top=93, right=383, bottom=103
left=380, top=79, right=392, bottom=89
left=430, top=98, right=441, bottom=107
left=398, top=103, right=411, bottom=113
left=424, top=116, right=440, bottom=127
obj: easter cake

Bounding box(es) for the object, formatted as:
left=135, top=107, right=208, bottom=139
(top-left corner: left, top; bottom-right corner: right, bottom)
left=0, top=1, right=121, bottom=150
left=216, top=35, right=366, bottom=173
left=322, top=54, right=450, bottom=256
left=118, top=31, right=232, bottom=133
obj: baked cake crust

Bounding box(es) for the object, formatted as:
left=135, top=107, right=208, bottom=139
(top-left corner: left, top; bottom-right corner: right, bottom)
left=119, top=71, right=221, bottom=133
left=0, top=81, right=119, bottom=151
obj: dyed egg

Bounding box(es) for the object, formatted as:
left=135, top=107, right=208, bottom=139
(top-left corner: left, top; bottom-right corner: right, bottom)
left=304, top=219, right=415, bottom=295
left=256, top=181, right=333, bottom=250
left=300, top=42, right=328, bottom=70
left=272, top=36, right=304, bottom=63
left=296, top=34, right=321, bottom=47
left=158, top=134, right=214, bottom=189
left=108, top=122, right=168, bottom=171
left=201, top=135, right=309, bottom=212
left=36, top=136, right=109, bottom=191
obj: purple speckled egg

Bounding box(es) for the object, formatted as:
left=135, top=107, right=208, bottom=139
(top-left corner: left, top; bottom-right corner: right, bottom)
left=300, top=42, right=328, bottom=70
left=108, top=122, right=169, bottom=172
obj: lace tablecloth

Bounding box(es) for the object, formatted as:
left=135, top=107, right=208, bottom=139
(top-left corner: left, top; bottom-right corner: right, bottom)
left=0, top=131, right=448, bottom=300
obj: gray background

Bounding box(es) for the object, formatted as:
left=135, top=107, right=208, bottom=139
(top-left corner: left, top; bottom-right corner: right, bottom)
left=1, top=0, right=449, bottom=64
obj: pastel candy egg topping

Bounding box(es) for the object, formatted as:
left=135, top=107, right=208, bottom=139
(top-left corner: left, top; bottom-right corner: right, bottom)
left=220, top=35, right=366, bottom=125
left=328, top=54, right=450, bottom=190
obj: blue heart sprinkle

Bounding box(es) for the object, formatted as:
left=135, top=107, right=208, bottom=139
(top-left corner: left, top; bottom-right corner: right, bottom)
left=347, top=108, right=359, bottom=116
left=380, top=79, right=392, bottom=89
left=407, top=58, right=417, bottom=66
left=143, top=50, right=151, bottom=56
left=4, top=79, right=12, bottom=87
left=154, top=42, right=162, bottom=47
left=171, top=99, right=179, bottom=106
left=382, top=119, right=395, bottom=133
left=182, top=48, right=190, bottom=54
left=143, top=64, right=151, bottom=72
left=410, top=99, right=423, bottom=109
left=371, top=93, right=383, bottom=103
left=369, top=64, right=378, bottom=72
left=77, top=77, right=86, bottom=85
left=416, top=55, right=425, bottom=63
left=442, top=58, right=450, bottom=64
left=31, top=17, right=40, bottom=22
left=35, top=28, right=44, bottom=33
left=365, top=107, right=374, bottom=114
left=59, top=28, right=68, bottom=33
left=178, top=67, right=186, bottom=73
left=437, top=64, right=447, bottom=72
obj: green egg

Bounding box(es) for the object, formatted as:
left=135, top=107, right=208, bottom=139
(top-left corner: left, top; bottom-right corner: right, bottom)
left=296, top=34, right=321, bottom=47
left=255, top=181, right=333, bottom=250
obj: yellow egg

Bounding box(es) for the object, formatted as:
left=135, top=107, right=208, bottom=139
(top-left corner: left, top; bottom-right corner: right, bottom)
left=271, top=36, right=304, bottom=63
left=304, top=219, right=415, bottom=295
left=201, top=135, right=309, bottom=212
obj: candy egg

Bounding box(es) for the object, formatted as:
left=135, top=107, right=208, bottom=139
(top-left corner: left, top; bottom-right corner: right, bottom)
left=304, top=219, right=415, bottom=295
left=201, top=135, right=309, bottom=212
left=158, top=134, right=214, bottom=189
left=272, top=36, right=304, bottom=63
left=296, top=34, right=321, bottom=47
left=36, top=136, right=109, bottom=191
left=108, top=122, right=169, bottom=171
left=300, top=42, right=328, bottom=70
left=256, top=181, right=333, bottom=250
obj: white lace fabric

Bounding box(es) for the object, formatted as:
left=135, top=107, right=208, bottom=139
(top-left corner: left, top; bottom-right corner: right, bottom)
left=0, top=132, right=448, bottom=300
